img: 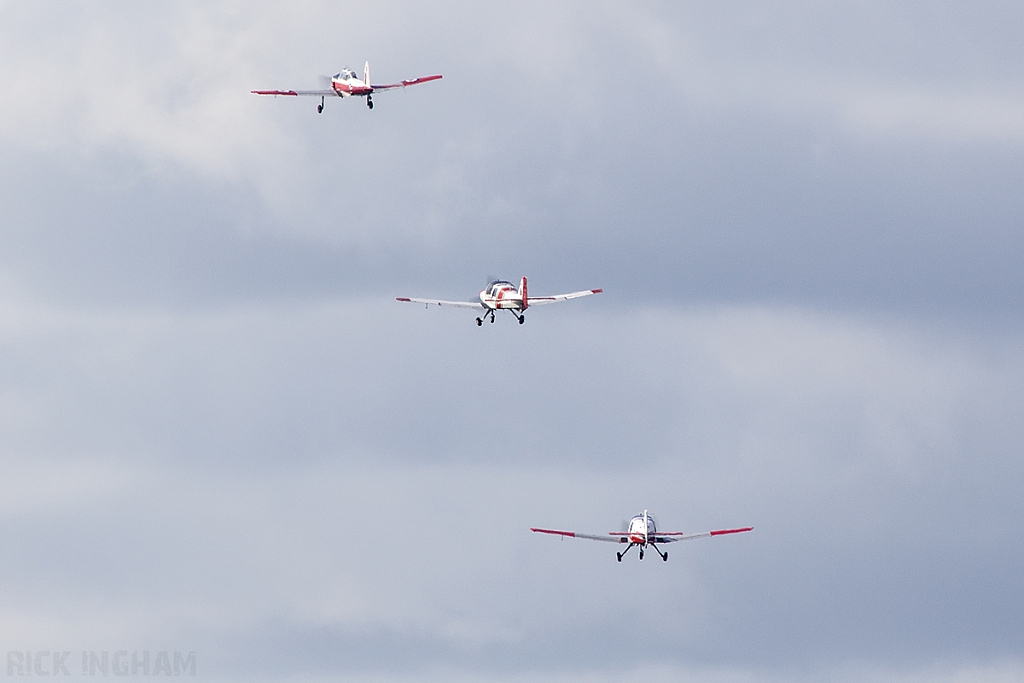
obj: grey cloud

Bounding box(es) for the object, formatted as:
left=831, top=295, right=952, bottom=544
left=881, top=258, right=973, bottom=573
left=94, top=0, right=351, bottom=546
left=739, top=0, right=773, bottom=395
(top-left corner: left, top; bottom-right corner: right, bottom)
left=1, top=301, right=1022, bottom=678
left=1, top=2, right=1023, bottom=682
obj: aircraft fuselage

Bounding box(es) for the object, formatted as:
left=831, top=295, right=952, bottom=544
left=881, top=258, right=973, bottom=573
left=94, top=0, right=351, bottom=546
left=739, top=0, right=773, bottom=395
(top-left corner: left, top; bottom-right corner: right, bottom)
left=479, top=280, right=525, bottom=311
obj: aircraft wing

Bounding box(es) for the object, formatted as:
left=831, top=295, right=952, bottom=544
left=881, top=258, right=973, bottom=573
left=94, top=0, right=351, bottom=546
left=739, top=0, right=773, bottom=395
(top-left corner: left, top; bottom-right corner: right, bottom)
left=652, top=527, right=754, bottom=543
left=527, top=289, right=602, bottom=306
left=371, top=74, right=443, bottom=92
left=396, top=297, right=485, bottom=310
left=251, top=89, right=337, bottom=97
left=530, top=528, right=627, bottom=543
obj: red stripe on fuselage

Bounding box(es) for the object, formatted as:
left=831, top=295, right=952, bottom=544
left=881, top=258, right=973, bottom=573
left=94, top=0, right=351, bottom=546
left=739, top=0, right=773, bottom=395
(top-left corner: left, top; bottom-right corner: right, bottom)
left=501, top=288, right=516, bottom=309
left=485, top=285, right=523, bottom=310
left=334, top=81, right=371, bottom=96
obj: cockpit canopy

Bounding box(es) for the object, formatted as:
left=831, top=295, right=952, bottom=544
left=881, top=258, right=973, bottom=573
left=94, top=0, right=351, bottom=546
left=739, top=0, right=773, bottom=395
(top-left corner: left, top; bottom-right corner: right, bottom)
left=485, top=281, right=515, bottom=296
left=628, top=515, right=656, bottom=534
left=335, top=69, right=357, bottom=80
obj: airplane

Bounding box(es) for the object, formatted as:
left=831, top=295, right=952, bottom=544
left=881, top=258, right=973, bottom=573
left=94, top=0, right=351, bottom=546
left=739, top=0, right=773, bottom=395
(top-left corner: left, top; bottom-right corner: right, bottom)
left=396, top=277, right=602, bottom=326
left=251, top=62, right=442, bottom=112
left=531, top=510, right=752, bottom=562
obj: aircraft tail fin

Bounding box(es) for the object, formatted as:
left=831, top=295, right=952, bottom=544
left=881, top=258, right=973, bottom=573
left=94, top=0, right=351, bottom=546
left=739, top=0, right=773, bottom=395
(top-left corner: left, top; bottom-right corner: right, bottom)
left=364, top=61, right=370, bottom=85
left=519, top=276, right=528, bottom=310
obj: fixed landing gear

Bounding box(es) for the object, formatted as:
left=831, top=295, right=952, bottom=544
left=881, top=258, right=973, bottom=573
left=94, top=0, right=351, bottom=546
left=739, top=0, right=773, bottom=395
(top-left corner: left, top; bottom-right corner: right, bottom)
left=317, top=96, right=324, bottom=114
left=617, top=542, right=668, bottom=562
left=616, top=543, right=635, bottom=562
left=474, top=310, right=526, bottom=326
left=367, top=95, right=374, bottom=109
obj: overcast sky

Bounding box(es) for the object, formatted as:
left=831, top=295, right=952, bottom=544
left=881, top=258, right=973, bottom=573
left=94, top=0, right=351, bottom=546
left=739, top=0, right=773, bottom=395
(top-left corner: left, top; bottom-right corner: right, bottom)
left=1, top=2, right=1023, bottom=682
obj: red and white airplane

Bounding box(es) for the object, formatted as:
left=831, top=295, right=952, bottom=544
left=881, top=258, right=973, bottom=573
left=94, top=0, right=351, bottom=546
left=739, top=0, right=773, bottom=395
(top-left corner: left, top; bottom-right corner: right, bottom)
left=531, top=510, right=752, bottom=562
left=251, top=62, right=441, bottom=112
left=397, top=277, right=601, bottom=326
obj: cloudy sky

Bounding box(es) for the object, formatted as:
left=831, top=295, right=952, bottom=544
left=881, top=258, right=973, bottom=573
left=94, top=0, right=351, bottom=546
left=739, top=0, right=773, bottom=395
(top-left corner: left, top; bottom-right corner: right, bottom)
left=1, top=2, right=1023, bottom=682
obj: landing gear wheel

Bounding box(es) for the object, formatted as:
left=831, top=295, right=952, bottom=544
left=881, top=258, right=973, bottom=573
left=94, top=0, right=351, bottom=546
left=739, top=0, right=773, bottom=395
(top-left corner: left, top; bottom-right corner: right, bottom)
left=616, top=552, right=622, bottom=562
left=367, top=97, right=374, bottom=109
left=489, top=316, right=494, bottom=323
left=476, top=318, right=482, bottom=326
left=317, top=104, right=323, bottom=113
left=639, top=549, right=644, bottom=560
left=518, top=315, right=525, bottom=324
left=663, top=552, right=668, bottom=562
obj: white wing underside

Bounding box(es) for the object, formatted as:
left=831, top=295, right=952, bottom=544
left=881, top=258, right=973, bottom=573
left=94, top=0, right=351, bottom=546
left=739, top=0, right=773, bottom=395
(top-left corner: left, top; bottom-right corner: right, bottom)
left=571, top=531, right=715, bottom=543
left=253, top=75, right=441, bottom=98
left=571, top=532, right=625, bottom=543
left=397, top=288, right=599, bottom=310
left=250, top=89, right=337, bottom=96
left=257, top=89, right=405, bottom=97
left=527, top=289, right=601, bottom=306
left=398, top=298, right=485, bottom=310
left=531, top=527, right=752, bottom=543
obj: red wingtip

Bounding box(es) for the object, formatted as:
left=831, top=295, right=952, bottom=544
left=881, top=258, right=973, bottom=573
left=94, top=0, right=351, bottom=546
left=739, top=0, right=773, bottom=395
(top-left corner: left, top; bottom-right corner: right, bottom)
left=530, top=528, right=575, bottom=538
left=592, top=289, right=603, bottom=293
left=396, top=297, right=411, bottom=302
left=710, top=527, right=754, bottom=536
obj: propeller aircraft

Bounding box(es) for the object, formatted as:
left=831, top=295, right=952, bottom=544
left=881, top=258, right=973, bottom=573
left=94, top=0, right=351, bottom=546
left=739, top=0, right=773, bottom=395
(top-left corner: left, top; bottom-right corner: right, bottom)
left=397, top=277, right=602, bottom=326
left=531, top=510, right=752, bottom=562
left=252, top=62, right=441, bottom=111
